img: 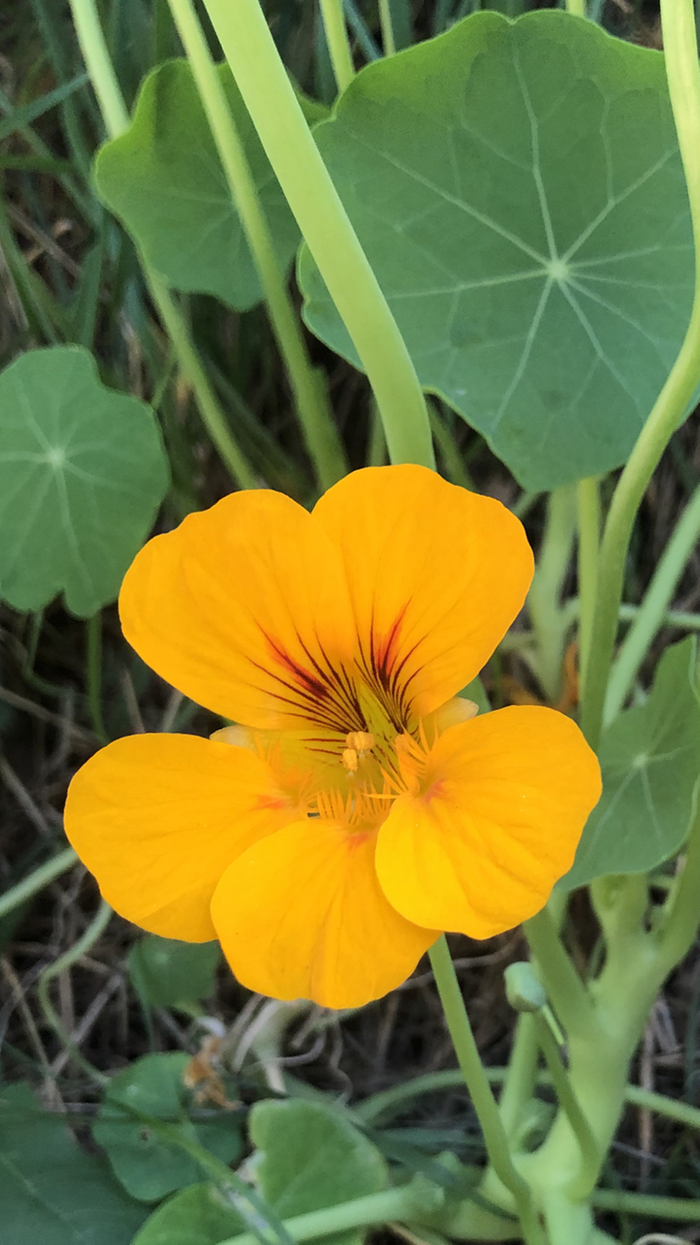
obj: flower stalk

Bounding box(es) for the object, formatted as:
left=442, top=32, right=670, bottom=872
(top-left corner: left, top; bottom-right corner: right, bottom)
left=428, top=936, right=547, bottom=1245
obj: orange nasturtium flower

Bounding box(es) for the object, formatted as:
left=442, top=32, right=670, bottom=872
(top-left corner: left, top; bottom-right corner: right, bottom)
left=65, top=466, right=601, bottom=1009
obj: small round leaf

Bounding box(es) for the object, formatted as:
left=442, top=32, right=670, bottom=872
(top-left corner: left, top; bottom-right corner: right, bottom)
left=0, top=346, right=169, bottom=616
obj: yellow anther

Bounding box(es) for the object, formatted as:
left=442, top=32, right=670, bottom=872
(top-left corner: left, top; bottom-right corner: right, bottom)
left=342, top=748, right=358, bottom=774
left=345, top=731, right=375, bottom=754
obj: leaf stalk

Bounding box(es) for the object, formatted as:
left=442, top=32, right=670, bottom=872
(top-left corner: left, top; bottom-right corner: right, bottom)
left=201, top=0, right=435, bottom=470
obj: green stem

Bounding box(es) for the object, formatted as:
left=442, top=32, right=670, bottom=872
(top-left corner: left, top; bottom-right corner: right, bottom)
left=343, top=0, right=381, bottom=62
left=68, top=0, right=257, bottom=489
left=655, top=782, right=700, bottom=973
left=86, top=612, right=108, bottom=745
left=217, top=1187, right=429, bottom=1245
left=576, top=477, right=600, bottom=701
left=625, top=1083, right=700, bottom=1130
left=60, top=0, right=129, bottom=135
left=498, top=1014, right=539, bottom=1140
left=429, top=403, right=475, bottom=490
left=147, top=1120, right=296, bottom=1245
left=591, top=1190, right=700, bottom=1221
left=581, top=0, right=700, bottom=751
left=527, top=485, right=577, bottom=703
left=37, top=898, right=112, bottom=1085
left=0, top=193, right=64, bottom=341
left=533, top=1014, right=599, bottom=1199
left=378, top=0, right=396, bottom=55
left=0, top=848, right=78, bottom=920
left=604, top=480, right=700, bottom=724
left=148, top=274, right=258, bottom=487
left=524, top=907, right=594, bottom=1039
left=367, top=398, right=388, bottom=466
left=357, top=1065, right=700, bottom=1135
left=428, top=936, right=547, bottom=1245
left=565, top=0, right=586, bottom=15
left=168, top=0, right=347, bottom=491
left=319, top=0, right=355, bottom=92
left=202, top=0, right=435, bottom=470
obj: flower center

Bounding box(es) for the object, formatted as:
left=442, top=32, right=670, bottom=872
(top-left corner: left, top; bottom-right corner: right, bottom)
left=341, top=730, right=376, bottom=775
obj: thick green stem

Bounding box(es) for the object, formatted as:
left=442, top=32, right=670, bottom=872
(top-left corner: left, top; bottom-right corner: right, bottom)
left=498, top=1014, right=539, bottom=1140
left=319, top=0, right=355, bottom=91
left=68, top=0, right=257, bottom=489
left=592, top=1190, right=700, bottom=1221
left=0, top=848, right=78, bottom=920
left=565, top=0, right=586, bottom=15
left=604, top=480, right=700, bottom=724
left=533, top=1014, right=599, bottom=1199
left=527, top=485, right=577, bottom=703
left=428, top=937, right=547, bottom=1245
left=581, top=0, right=700, bottom=750
left=217, top=1187, right=432, bottom=1245
left=168, top=0, right=346, bottom=491
left=520, top=877, right=662, bottom=1207
left=202, top=0, right=435, bottom=470
left=576, top=477, right=600, bottom=701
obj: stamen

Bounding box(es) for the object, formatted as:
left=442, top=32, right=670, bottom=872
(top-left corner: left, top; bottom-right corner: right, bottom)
left=342, top=747, right=358, bottom=774
left=345, top=730, right=375, bottom=753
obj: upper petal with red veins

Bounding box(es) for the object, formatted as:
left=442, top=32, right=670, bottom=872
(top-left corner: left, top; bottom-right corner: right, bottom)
left=64, top=733, right=301, bottom=941
left=313, top=466, right=534, bottom=717
left=375, top=706, right=601, bottom=937
left=211, top=819, right=438, bottom=1008
left=119, top=490, right=357, bottom=727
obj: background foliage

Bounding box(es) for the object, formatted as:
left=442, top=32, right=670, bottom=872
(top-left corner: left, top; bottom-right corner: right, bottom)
left=2, top=2, right=700, bottom=1243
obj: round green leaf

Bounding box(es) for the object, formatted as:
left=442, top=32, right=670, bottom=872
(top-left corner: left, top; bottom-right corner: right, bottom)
left=299, top=11, right=693, bottom=490
left=251, top=1098, right=387, bottom=1245
left=131, top=1182, right=243, bottom=1245
left=560, top=638, right=700, bottom=892
left=94, top=1053, right=242, bottom=1204
left=0, top=346, right=169, bottom=616
left=128, top=935, right=221, bottom=1011
left=95, top=60, right=301, bottom=312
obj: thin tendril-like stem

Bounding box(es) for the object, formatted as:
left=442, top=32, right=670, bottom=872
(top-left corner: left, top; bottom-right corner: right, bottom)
left=319, top=0, right=355, bottom=91
left=576, top=477, right=600, bottom=702
left=68, top=0, right=258, bottom=489
left=168, top=0, right=348, bottom=491
left=581, top=0, right=700, bottom=751
left=0, top=848, right=78, bottom=920
left=428, top=936, right=547, bottom=1245
left=604, top=479, right=700, bottom=723
left=378, top=0, right=396, bottom=55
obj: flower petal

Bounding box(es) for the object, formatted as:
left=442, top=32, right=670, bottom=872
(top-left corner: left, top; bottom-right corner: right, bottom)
left=313, top=466, right=534, bottom=716
left=64, top=734, right=299, bottom=940
left=211, top=820, right=438, bottom=1007
left=119, top=491, right=356, bottom=727
left=375, top=707, right=601, bottom=937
